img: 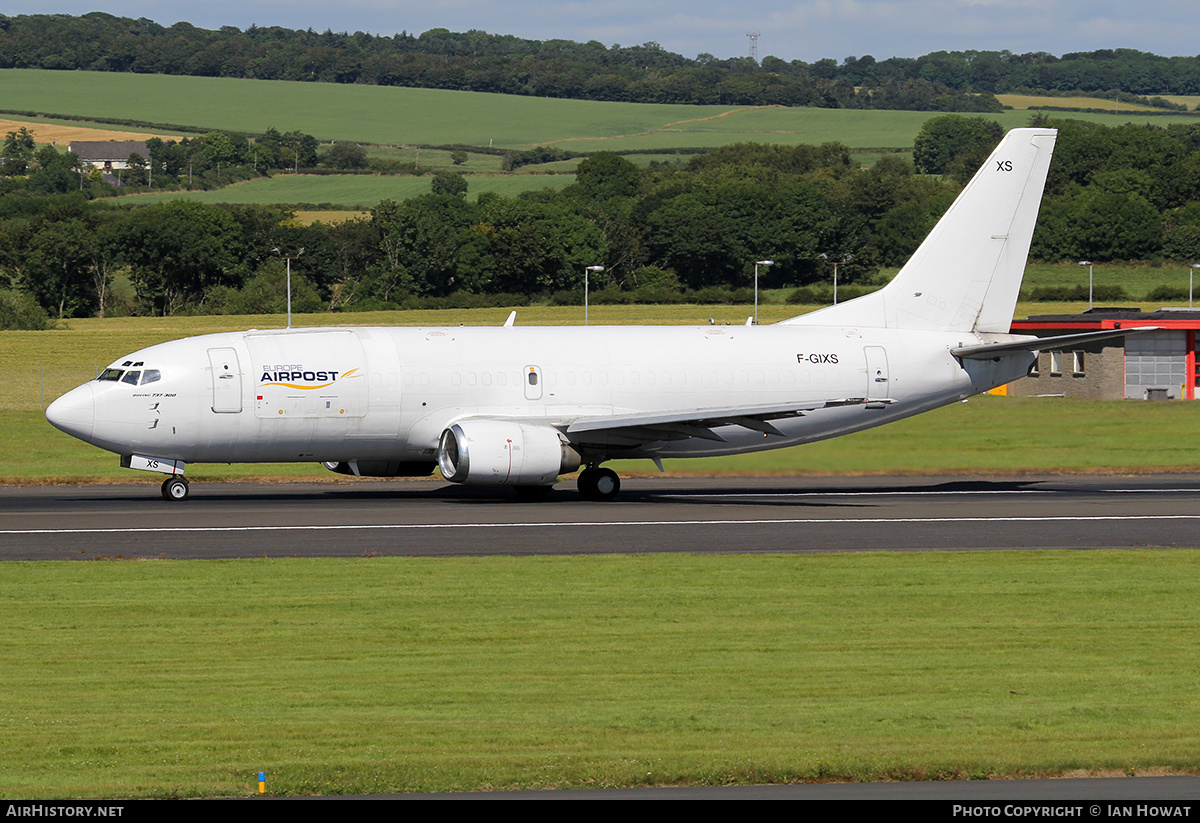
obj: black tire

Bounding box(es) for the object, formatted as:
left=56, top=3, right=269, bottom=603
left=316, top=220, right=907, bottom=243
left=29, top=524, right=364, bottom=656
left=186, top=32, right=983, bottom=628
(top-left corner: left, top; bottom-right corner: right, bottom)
left=578, top=467, right=620, bottom=501
left=591, top=468, right=620, bottom=501
left=161, top=475, right=189, bottom=501
left=577, top=468, right=600, bottom=499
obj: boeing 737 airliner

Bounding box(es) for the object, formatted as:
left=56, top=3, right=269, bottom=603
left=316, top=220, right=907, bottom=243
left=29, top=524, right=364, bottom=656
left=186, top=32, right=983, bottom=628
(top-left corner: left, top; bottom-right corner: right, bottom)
left=45, top=128, right=1144, bottom=501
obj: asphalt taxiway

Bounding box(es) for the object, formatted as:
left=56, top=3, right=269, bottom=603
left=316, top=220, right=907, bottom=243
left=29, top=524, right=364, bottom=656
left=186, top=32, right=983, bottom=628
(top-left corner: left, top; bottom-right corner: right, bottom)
left=2, top=473, right=1198, bottom=561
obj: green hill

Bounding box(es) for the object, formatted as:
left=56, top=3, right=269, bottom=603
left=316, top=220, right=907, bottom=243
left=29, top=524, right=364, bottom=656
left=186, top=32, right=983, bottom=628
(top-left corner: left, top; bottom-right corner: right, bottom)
left=4, top=69, right=1199, bottom=153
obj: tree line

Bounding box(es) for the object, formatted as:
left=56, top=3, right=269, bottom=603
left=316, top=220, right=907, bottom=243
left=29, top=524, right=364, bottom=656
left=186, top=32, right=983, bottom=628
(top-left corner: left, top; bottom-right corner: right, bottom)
left=4, top=15, right=1200, bottom=111
left=5, top=116, right=1200, bottom=328
left=0, top=139, right=951, bottom=322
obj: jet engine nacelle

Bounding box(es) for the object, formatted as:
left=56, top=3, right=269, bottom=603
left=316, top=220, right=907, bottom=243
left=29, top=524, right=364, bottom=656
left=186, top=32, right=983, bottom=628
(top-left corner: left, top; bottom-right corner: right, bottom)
left=437, top=421, right=581, bottom=486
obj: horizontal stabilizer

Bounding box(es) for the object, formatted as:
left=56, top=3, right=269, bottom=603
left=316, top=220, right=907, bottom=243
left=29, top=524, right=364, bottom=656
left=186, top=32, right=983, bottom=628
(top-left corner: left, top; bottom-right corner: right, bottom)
left=951, top=326, right=1159, bottom=359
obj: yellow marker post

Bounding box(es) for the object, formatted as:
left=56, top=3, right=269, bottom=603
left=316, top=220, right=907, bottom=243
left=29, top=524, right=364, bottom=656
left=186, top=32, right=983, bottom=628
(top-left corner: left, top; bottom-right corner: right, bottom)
left=258, top=771, right=266, bottom=795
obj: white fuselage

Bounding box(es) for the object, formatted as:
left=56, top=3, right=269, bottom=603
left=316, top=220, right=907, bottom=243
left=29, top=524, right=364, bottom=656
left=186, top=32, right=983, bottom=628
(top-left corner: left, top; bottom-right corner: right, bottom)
left=47, top=323, right=1030, bottom=468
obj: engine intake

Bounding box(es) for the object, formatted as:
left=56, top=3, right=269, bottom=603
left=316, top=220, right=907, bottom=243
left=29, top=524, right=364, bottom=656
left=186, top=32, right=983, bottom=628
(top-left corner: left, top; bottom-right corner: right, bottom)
left=437, top=421, right=580, bottom=486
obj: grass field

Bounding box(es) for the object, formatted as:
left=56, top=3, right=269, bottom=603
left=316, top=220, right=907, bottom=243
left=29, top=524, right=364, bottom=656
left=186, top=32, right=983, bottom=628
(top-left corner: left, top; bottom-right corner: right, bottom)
left=7, top=300, right=1200, bottom=483
left=3, top=550, right=1199, bottom=797
left=996, top=94, right=1162, bottom=112
left=997, top=93, right=1200, bottom=113
left=0, top=115, right=184, bottom=144
left=117, top=173, right=571, bottom=208
left=7, top=306, right=1200, bottom=799
left=5, top=69, right=1199, bottom=154
left=2, top=296, right=1178, bottom=410
left=1020, top=261, right=1200, bottom=301
left=10, top=389, right=1200, bottom=485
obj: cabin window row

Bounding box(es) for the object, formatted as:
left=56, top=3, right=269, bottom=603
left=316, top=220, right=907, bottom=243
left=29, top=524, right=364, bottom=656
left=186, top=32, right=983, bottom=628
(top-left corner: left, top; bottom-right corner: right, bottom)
left=400, top=369, right=843, bottom=388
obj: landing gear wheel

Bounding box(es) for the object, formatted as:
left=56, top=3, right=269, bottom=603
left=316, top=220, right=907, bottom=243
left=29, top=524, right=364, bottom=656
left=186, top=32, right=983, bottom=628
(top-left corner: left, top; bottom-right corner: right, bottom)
left=161, top=475, right=190, bottom=501
left=578, top=467, right=620, bottom=501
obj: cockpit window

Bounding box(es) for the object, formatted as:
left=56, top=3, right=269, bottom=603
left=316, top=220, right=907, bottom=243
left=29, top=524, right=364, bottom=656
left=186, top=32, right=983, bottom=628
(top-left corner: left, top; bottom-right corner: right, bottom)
left=98, top=367, right=160, bottom=385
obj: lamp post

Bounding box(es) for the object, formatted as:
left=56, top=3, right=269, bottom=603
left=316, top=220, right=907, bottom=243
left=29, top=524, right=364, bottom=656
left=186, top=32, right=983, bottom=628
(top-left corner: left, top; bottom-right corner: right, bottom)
left=821, top=253, right=852, bottom=305
left=584, top=266, right=604, bottom=326
left=1078, top=260, right=1093, bottom=309
left=272, top=247, right=304, bottom=329
left=753, top=260, right=774, bottom=325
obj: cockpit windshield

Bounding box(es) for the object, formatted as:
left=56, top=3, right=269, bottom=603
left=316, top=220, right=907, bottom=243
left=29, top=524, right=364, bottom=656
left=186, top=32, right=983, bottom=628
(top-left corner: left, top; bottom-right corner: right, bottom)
left=98, top=367, right=161, bottom=386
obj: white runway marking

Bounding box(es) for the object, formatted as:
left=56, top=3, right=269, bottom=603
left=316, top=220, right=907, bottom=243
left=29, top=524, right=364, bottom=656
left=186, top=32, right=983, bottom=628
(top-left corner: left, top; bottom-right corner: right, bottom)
left=6, top=514, right=1200, bottom=536
left=661, top=488, right=1200, bottom=499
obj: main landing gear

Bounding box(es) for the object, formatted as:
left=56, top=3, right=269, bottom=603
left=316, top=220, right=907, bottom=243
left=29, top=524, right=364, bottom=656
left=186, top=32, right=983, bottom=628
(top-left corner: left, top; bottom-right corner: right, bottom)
left=577, top=466, right=620, bottom=501
left=161, top=475, right=190, bottom=501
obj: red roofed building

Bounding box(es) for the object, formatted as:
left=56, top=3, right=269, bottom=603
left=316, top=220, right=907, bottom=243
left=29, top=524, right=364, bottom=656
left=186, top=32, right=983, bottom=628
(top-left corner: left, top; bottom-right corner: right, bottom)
left=1008, top=308, right=1200, bottom=400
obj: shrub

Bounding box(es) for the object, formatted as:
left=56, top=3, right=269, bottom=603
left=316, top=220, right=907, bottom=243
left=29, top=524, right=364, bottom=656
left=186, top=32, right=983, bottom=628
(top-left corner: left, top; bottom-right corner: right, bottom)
left=0, top=290, right=52, bottom=330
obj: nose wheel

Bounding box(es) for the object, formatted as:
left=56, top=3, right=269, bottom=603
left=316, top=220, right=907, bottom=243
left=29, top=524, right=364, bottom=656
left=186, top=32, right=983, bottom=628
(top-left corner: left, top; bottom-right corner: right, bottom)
left=577, top=467, right=620, bottom=501
left=161, top=475, right=190, bottom=501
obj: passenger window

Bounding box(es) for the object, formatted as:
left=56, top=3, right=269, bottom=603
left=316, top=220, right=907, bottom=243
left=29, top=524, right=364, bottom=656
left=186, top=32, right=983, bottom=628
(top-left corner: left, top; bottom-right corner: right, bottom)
left=121, top=370, right=141, bottom=385
left=141, top=369, right=161, bottom=385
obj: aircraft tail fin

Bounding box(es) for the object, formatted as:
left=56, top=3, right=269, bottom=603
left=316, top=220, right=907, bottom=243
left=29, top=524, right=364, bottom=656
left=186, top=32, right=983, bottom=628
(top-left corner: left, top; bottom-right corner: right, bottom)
left=782, top=128, right=1056, bottom=333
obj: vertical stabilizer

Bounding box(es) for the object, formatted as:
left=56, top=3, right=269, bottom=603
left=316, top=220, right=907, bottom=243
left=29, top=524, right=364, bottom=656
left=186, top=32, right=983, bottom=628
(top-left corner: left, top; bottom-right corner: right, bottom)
left=783, top=128, right=1056, bottom=332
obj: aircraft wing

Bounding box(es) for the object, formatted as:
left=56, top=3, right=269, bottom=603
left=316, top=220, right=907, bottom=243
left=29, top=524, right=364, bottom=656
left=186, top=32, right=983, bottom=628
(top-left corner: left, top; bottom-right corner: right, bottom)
left=951, top=327, right=1159, bottom=359
left=564, top=398, right=891, bottom=445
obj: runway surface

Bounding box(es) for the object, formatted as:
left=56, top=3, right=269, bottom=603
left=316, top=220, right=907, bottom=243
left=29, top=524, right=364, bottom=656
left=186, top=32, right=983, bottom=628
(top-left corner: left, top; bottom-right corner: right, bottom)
left=3, top=473, right=1199, bottom=560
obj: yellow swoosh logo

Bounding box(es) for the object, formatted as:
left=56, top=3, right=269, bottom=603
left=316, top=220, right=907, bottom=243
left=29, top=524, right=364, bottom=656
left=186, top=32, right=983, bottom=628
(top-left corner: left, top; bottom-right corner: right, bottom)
left=260, top=368, right=359, bottom=391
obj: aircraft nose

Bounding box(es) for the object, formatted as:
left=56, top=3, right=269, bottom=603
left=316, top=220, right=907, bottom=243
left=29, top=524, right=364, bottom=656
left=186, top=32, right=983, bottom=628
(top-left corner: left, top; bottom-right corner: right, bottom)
left=46, top=383, right=96, bottom=442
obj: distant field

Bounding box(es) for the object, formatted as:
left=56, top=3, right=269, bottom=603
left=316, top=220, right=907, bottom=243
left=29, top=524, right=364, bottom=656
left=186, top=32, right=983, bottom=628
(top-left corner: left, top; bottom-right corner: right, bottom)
left=996, top=94, right=1160, bottom=112
left=1161, top=95, right=1200, bottom=110
left=0, top=69, right=739, bottom=148
left=116, top=173, right=570, bottom=207
left=0, top=115, right=183, bottom=144
left=1020, top=261, right=1200, bottom=301
left=529, top=107, right=1200, bottom=153
left=362, top=145, right=507, bottom=174
left=6, top=69, right=1199, bottom=155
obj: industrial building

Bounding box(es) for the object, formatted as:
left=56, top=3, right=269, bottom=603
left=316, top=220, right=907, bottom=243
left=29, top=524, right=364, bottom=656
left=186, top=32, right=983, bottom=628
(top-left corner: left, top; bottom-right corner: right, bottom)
left=1007, top=309, right=1200, bottom=400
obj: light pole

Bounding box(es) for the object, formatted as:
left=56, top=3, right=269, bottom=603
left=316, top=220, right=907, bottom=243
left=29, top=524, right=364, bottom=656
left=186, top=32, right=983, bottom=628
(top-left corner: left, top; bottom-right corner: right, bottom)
left=753, top=260, right=774, bottom=325
left=584, top=266, right=604, bottom=326
left=821, top=253, right=852, bottom=305
left=1078, top=260, right=1093, bottom=309
left=272, top=247, right=304, bottom=329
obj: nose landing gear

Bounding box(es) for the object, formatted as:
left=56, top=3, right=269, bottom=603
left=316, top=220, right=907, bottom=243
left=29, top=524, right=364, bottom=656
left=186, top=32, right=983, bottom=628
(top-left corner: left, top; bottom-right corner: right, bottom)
left=161, top=475, right=190, bottom=501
